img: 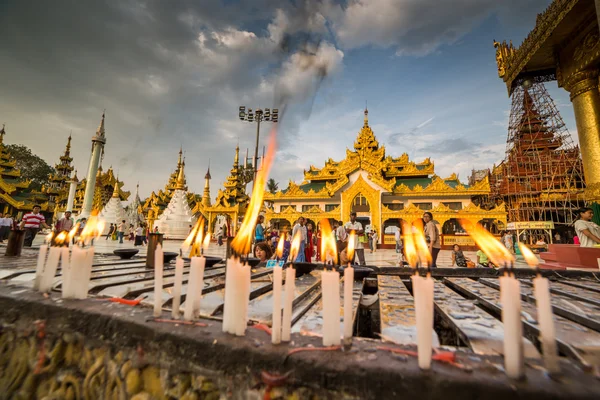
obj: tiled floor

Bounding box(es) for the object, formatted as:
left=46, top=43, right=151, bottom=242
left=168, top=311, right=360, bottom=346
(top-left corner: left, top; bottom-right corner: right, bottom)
left=28, top=235, right=535, bottom=268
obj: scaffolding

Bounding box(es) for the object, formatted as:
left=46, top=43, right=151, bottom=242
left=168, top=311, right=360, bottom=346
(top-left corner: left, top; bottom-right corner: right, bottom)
left=490, top=82, right=586, bottom=227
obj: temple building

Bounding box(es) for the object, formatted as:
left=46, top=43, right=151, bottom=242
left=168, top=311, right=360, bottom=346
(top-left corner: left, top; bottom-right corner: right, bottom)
left=42, top=135, right=75, bottom=215
left=98, top=178, right=127, bottom=233
left=193, top=146, right=248, bottom=237
left=154, top=161, right=197, bottom=238
left=490, top=83, right=585, bottom=228
left=125, top=183, right=144, bottom=227
left=264, top=110, right=507, bottom=249
left=0, top=125, right=50, bottom=217
left=71, top=165, right=130, bottom=216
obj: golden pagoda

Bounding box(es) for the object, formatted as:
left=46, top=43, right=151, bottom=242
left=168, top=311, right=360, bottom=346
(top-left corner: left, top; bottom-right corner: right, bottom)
left=42, top=134, right=75, bottom=214
left=142, top=148, right=197, bottom=221
left=264, top=109, right=507, bottom=248
left=0, top=124, right=50, bottom=217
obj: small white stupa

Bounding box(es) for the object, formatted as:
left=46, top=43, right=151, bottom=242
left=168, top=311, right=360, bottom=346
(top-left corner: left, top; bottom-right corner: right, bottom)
left=125, top=183, right=144, bottom=227
left=99, top=178, right=126, bottom=235
left=154, top=161, right=196, bottom=239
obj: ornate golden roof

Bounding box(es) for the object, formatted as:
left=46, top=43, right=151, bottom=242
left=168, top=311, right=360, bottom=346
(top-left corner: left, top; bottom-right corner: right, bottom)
left=266, top=109, right=487, bottom=200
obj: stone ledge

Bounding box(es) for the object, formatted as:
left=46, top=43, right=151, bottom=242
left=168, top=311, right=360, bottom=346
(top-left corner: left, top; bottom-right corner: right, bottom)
left=0, top=285, right=599, bottom=399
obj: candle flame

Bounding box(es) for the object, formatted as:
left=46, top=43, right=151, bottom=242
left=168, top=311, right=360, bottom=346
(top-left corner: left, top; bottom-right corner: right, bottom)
left=67, top=223, right=80, bottom=243
left=319, top=218, right=337, bottom=264
left=518, top=242, right=539, bottom=268
left=45, top=231, right=53, bottom=244
left=183, top=218, right=203, bottom=251
left=276, top=233, right=285, bottom=259
left=231, top=127, right=277, bottom=256
left=347, top=231, right=355, bottom=261
left=79, top=211, right=104, bottom=245
left=412, top=219, right=432, bottom=266
left=203, top=232, right=211, bottom=250
left=290, top=230, right=302, bottom=262
left=459, top=219, right=514, bottom=266
left=54, top=231, right=68, bottom=245
left=401, top=221, right=419, bottom=268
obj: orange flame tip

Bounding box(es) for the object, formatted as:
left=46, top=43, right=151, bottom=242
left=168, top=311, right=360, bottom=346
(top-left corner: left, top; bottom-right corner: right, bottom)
left=67, top=223, right=80, bottom=242
left=459, top=220, right=514, bottom=266
left=203, top=232, right=211, bottom=250
left=319, top=218, right=337, bottom=264
left=276, top=233, right=286, bottom=259
left=347, top=231, right=355, bottom=262
left=401, top=221, right=419, bottom=268
left=45, top=231, right=54, bottom=243
left=412, top=225, right=432, bottom=265
left=231, top=127, right=277, bottom=256
left=290, top=230, right=302, bottom=262
left=54, top=231, right=68, bottom=245
left=518, top=242, right=539, bottom=268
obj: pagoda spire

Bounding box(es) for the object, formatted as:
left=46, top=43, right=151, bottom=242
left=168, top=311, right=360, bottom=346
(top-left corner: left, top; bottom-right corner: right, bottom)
left=202, top=163, right=212, bottom=207
left=175, top=159, right=186, bottom=190
left=234, top=145, right=240, bottom=166
left=0, top=124, right=5, bottom=146
left=112, top=176, right=120, bottom=198
left=364, top=107, right=369, bottom=127
left=97, top=111, right=106, bottom=137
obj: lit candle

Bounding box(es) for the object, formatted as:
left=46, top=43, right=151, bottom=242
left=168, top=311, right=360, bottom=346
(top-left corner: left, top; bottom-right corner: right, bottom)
left=60, top=246, right=71, bottom=298
left=154, top=243, right=164, bottom=317
left=460, top=220, right=522, bottom=378
left=411, top=221, right=434, bottom=370
left=282, top=231, right=301, bottom=342
left=39, top=245, right=61, bottom=293
left=272, top=235, right=286, bottom=344
left=68, top=244, right=86, bottom=298
left=519, top=243, right=559, bottom=374
left=34, top=232, right=53, bottom=290
left=320, top=219, right=340, bottom=346
left=343, top=232, right=355, bottom=343
left=187, top=234, right=209, bottom=319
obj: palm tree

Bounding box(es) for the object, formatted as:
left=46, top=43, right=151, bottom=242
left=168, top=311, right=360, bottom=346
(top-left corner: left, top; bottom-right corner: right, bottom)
left=267, top=178, right=279, bottom=194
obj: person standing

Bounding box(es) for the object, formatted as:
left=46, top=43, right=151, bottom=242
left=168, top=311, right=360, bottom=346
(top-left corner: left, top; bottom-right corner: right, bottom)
left=106, top=223, right=114, bottom=240
left=4, top=214, right=14, bottom=242
left=255, top=215, right=266, bottom=243
left=292, top=217, right=306, bottom=262
left=345, top=212, right=365, bottom=265
left=20, top=205, right=50, bottom=247
left=423, top=212, right=440, bottom=268
left=394, top=228, right=402, bottom=253
left=305, top=222, right=314, bottom=262
left=55, top=211, right=74, bottom=234
left=370, top=229, right=378, bottom=253
left=502, top=231, right=514, bottom=254
left=574, top=207, right=600, bottom=247
left=117, top=219, right=126, bottom=243
left=0, top=213, right=6, bottom=243
left=216, top=225, right=224, bottom=247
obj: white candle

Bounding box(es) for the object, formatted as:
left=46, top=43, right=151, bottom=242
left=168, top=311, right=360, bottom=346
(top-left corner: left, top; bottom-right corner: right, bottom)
left=343, top=266, right=354, bottom=342
left=322, top=269, right=341, bottom=346
left=192, top=256, right=206, bottom=319
left=60, top=247, right=71, bottom=299
left=184, top=258, right=199, bottom=321
left=271, top=265, right=283, bottom=344
left=68, top=245, right=85, bottom=298
left=533, top=275, right=560, bottom=374
left=77, top=246, right=94, bottom=299
left=236, top=263, right=251, bottom=336
left=172, top=256, right=184, bottom=318
left=222, top=258, right=237, bottom=333
left=281, top=266, right=296, bottom=341
left=34, top=244, right=48, bottom=290
left=154, top=244, right=164, bottom=317
left=39, top=247, right=61, bottom=293
left=500, top=275, right=524, bottom=379
left=412, top=274, right=434, bottom=369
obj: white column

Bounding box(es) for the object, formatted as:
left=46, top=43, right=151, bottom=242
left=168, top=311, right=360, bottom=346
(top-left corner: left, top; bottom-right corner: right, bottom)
left=66, top=179, right=77, bottom=213
left=80, top=143, right=103, bottom=218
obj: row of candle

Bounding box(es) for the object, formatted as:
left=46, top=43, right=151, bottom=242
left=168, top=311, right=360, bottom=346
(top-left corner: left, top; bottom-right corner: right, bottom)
left=460, top=220, right=559, bottom=377
left=35, top=219, right=102, bottom=299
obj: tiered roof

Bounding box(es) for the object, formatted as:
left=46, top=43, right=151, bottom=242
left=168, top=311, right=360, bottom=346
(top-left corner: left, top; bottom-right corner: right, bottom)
left=72, top=166, right=130, bottom=214
left=215, top=146, right=248, bottom=207
left=42, top=135, right=75, bottom=211
left=0, top=125, right=49, bottom=212
left=265, top=110, right=490, bottom=200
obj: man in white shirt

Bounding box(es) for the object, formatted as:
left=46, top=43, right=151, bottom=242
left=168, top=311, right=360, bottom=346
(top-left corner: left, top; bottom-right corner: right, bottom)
left=0, top=213, right=6, bottom=243
left=291, top=217, right=306, bottom=262
left=345, top=212, right=365, bottom=265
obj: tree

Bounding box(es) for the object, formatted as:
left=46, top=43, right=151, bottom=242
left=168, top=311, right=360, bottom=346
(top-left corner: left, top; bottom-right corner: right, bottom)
left=267, top=178, right=279, bottom=194
left=5, top=144, right=55, bottom=191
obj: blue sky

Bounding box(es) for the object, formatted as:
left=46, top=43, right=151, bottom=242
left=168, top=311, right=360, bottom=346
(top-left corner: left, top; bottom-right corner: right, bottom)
left=0, top=0, right=576, bottom=201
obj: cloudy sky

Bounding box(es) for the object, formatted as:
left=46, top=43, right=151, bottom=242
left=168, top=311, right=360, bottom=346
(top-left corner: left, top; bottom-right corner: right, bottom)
left=0, top=0, right=576, bottom=203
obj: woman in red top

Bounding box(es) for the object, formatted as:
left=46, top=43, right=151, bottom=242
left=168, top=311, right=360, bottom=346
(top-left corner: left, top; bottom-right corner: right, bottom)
left=316, top=224, right=322, bottom=261
left=305, top=223, right=314, bottom=262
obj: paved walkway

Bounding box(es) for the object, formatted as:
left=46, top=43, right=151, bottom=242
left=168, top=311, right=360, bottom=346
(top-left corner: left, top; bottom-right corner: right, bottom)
left=27, top=234, right=534, bottom=268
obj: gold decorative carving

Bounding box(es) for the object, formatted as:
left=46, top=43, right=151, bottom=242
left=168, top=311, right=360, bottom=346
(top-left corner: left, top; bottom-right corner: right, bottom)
left=584, top=182, right=600, bottom=202
left=562, top=69, right=600, bottom=101
left=340, top=175, right=381, bottom=234
left=573, top=31, right=600, bottom=62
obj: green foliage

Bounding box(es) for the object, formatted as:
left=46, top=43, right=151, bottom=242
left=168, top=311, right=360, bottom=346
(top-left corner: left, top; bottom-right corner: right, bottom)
left=267, top=178, right=279, bottom=194
left=5, top=144, right=55, bottom=191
